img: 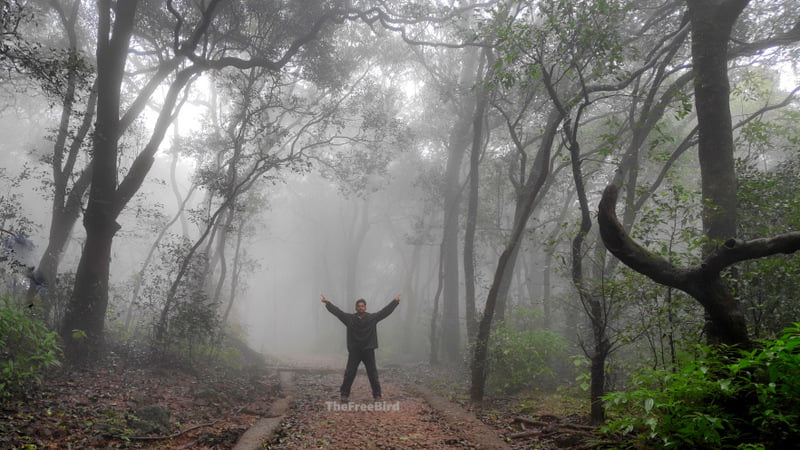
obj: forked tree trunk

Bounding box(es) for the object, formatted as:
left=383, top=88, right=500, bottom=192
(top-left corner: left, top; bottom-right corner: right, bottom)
left=60, top=0, right=138, bottom=364
left=597, top=0, right=753, bottom=350
left=470, top=109, right=561, bottom=402
left=597, top=186, right=800, bottom=349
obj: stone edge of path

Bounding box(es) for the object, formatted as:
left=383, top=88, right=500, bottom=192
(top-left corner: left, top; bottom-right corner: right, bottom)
left=410, top=384, right=512, bottom=449
left=232, top=370, right=295, bottom=450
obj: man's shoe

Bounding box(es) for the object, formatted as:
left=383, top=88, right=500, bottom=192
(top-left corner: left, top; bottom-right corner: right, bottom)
left=373, top=395, right=382, bottom=401
left=340, top=395, right=349, bottom=402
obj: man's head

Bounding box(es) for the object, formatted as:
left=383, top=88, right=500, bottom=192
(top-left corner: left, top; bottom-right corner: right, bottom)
left=355, top=299, right=367, bottom=314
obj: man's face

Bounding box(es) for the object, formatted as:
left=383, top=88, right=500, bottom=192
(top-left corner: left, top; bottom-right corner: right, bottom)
left=356, top=302, right=366, bottom=314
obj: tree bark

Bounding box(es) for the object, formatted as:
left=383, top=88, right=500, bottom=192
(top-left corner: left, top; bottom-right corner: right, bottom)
left=597, top=1, right=755, bottom=350
left=60, top=0, right=138, bottom=364
left=168, top=127, right=190, bottom=237
left=686, top=0, right=749, bottom=250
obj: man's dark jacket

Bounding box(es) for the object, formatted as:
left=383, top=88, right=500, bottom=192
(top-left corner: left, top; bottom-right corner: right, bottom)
left=325, top=299, right=399, bottom=352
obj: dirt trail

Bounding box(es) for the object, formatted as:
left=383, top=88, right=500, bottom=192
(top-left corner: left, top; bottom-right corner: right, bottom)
left=2, top=352, right=587, bottom=448
left=259, top=369, right=511, bottom=449
left=233, top=370, right=296, bottom=450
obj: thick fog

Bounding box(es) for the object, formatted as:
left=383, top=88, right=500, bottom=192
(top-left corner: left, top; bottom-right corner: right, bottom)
left=235, top=171, right=436, bottom=364
left=3, top=2, right=798, bottom=405
left=0, top=103, right=443, bottom=363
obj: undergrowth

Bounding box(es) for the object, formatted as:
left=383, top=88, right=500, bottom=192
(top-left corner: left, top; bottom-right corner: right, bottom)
left=602, top=323, right=800, bottom=449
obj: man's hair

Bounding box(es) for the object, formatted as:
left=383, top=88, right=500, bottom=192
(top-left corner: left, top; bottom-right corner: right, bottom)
left=355, top=298, right=367, bottom=307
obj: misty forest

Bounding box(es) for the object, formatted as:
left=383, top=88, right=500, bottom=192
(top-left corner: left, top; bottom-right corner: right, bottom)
left=1, top=0, right=800, bottom=448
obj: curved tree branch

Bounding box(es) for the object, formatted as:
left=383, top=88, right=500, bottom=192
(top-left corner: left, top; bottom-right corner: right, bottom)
left=703, top=234, right=800, bottom=273
left=598, top=184, right=689, bottom=290
left=599, top=183, right=800, bottom=347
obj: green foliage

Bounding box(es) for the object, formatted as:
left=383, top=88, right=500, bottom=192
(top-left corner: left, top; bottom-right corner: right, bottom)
left=487, top=0, right=630, bottom=90
left=487, top=310, right=568, bottom=394
left=632, top=184, right=703, bottom=263
left=735, top=157, right=800, bottom=338
left=737, top=157, right=800, bottom=239
left=0, top=0, right=93, bottom=99
left=70, top=328, right=87, bottom=341
left=165, top=288, right=223, bottom=364
left=0, top=297, right=61, bottom=400
left=602, top=324, right=800, bottom=449
left=599, top=184, right=704, bottom=377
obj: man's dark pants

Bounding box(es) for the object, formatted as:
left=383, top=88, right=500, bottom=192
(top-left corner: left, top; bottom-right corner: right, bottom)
left=341, top=348, right=381, bottom=398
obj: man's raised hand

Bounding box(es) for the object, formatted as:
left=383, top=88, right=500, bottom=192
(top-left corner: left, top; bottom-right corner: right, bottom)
left=394, top=294, right=401, bottom=302
left=321, top=295, right=329, bottom=303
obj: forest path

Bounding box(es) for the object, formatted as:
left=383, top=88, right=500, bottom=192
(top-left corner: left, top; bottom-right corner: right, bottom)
left=251, top=365, right=512, bottom=449
left=1, top=352, right=590, bottom=448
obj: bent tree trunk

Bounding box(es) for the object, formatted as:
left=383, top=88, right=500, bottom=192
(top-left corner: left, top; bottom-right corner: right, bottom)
left=598, top=186, right=800, bottom=348
left=597, top=0, right=757, bottom=349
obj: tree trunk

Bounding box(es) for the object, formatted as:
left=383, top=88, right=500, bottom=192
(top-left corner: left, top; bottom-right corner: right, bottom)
left=36, top=168, right=90, bottom=326
left=493, top=237, right=522, bottom=322
left=493, top=107, right=563, bottom=321
left=560, top=103, right=611, bottom=425
left=597, top=1, right=754, bottom=350
left=470, top=109, right=561, bottom=402
left=222, top=213, right=247, bottom=323
left=60, top=0, right=138, bottom=365
left=589, top=340, right=610, bottom=423
left=59, top=0, right=331, bottom=364
left=211, top=208, right=232, bottom=305
left=440, top=56, right=478, bottom=365
left=401, top=242, right=422, bottom=348
left=63, top=19, right=199, bottom=364
left=344, top=199, right=370, bottom=303
left=542, top=250, right=553, bottom=326
left=430, top=239, right=446, bottom=366
left=687, top=0, right=747, bottom=250
left=688, top=0, right=750, bottom=344
left=598, top=185, right=760, bottom=347
left=464, top=50, right=490, bottom=348
left=32, top=0, right=97, bottom=323
left=168, top=126, right=190, bottom=237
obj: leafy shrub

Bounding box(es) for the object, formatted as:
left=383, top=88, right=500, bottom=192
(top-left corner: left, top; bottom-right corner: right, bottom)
left=165, top=293, right=223, bottom=363
left=487, top=317, right=568, bottom=394
left=602, top=323, right=800, bottom=449
left=0, top=297, right=61, bottom=400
